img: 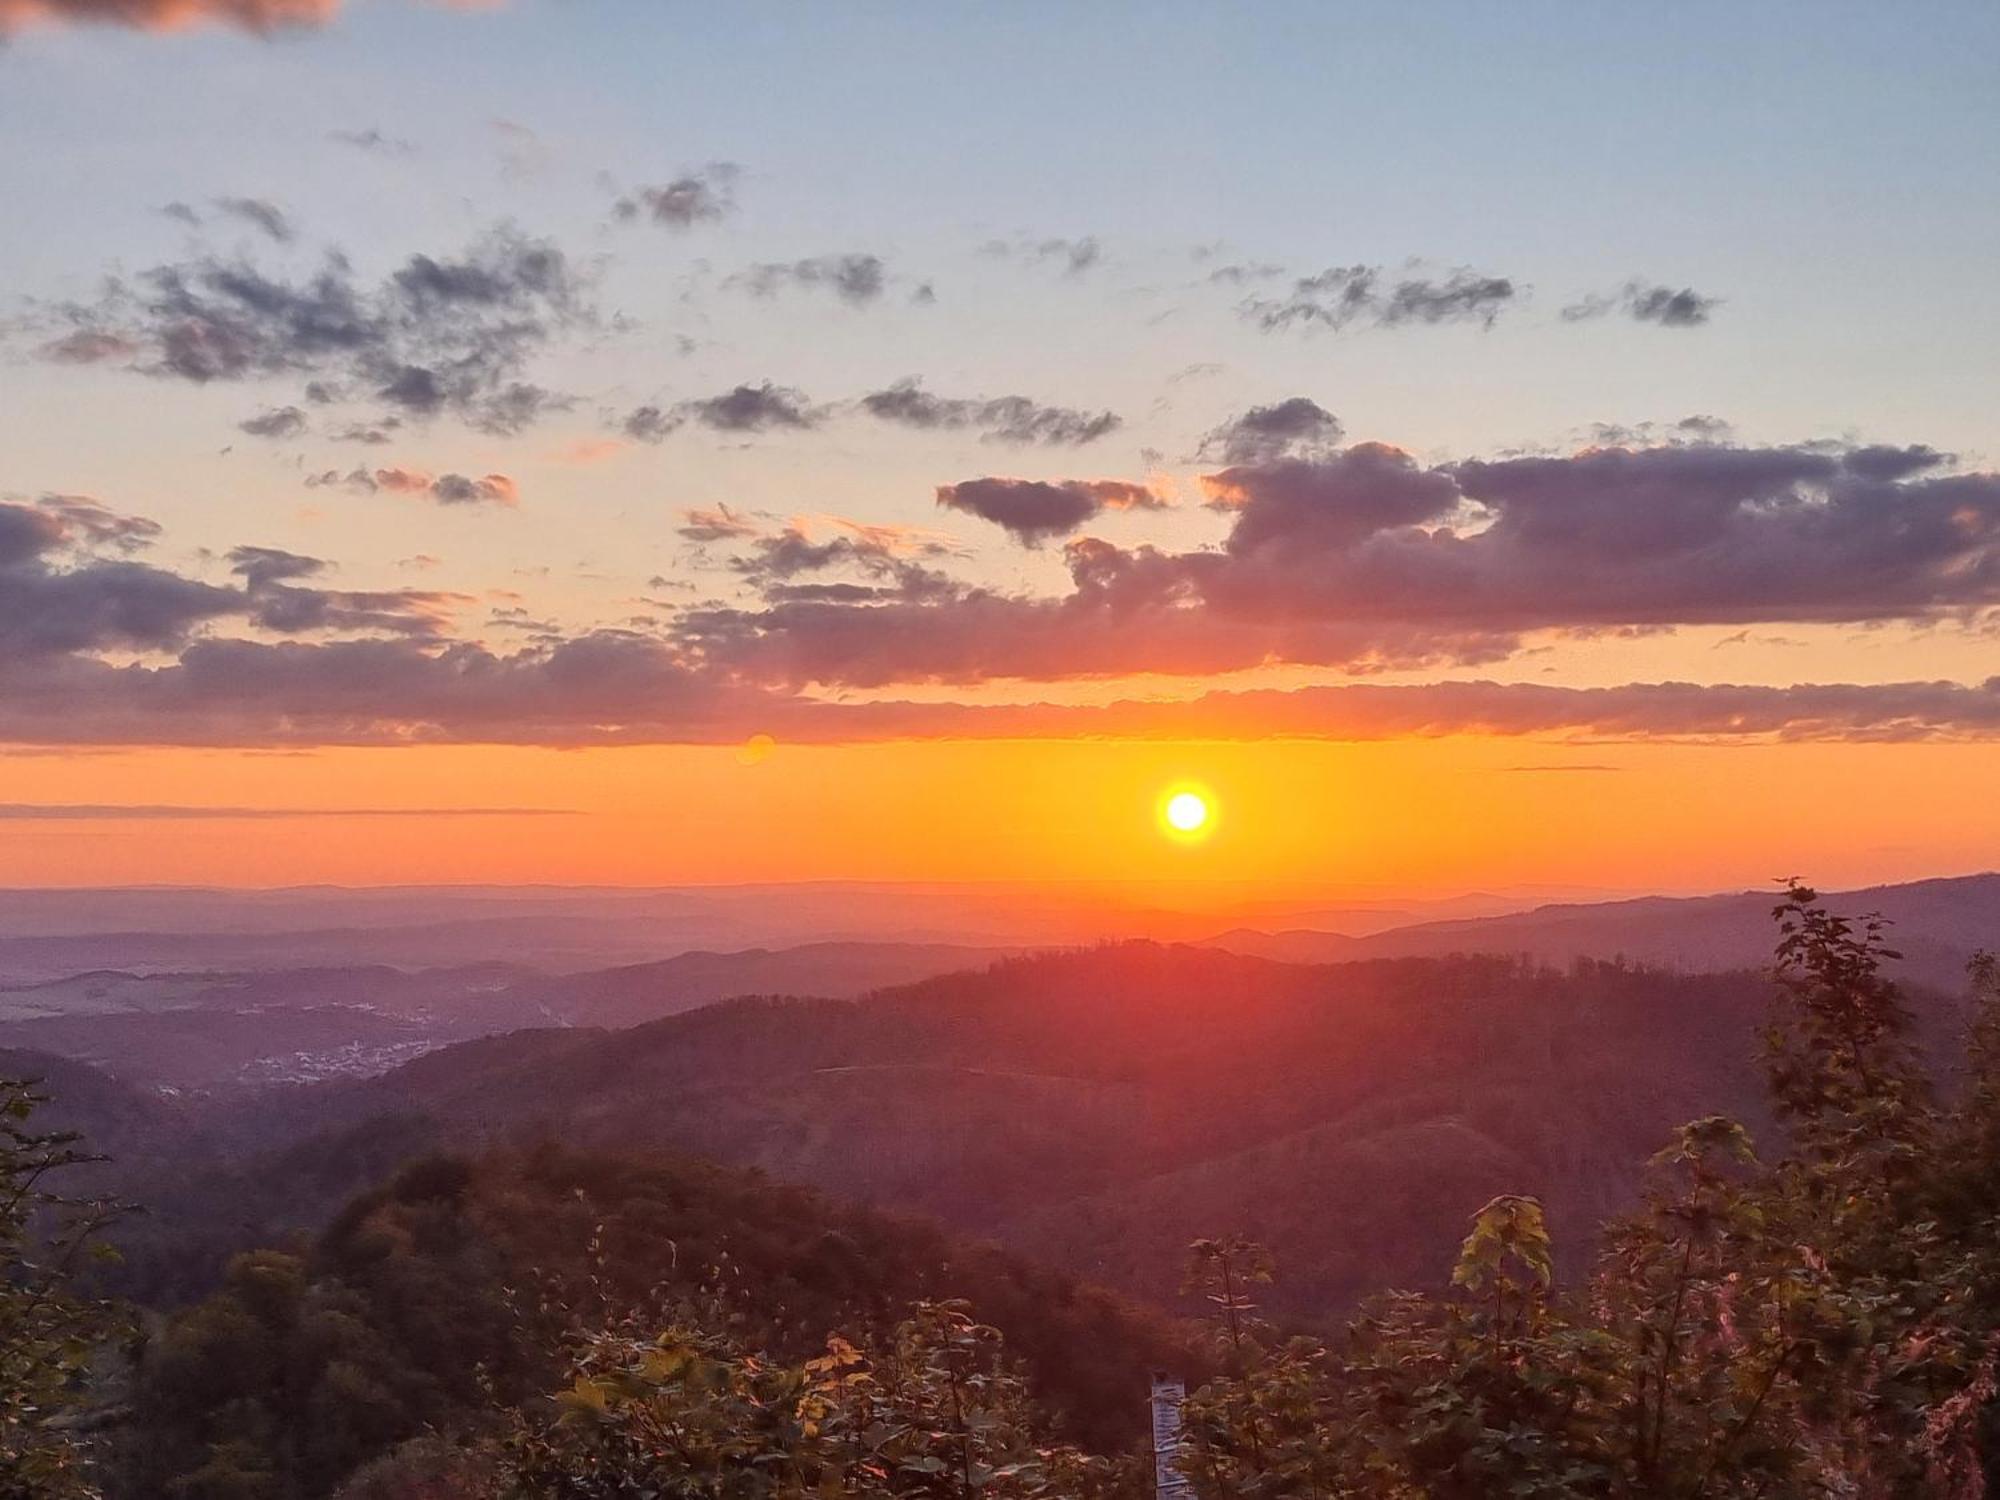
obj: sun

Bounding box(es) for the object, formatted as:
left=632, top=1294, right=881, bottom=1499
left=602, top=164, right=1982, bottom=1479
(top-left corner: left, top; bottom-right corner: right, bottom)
left=1158, top=785, right=1216, bottom=841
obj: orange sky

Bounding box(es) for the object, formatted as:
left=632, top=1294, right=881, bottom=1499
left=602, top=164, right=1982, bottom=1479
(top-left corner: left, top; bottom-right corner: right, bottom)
left=4, top=736, right=1993, bottom=894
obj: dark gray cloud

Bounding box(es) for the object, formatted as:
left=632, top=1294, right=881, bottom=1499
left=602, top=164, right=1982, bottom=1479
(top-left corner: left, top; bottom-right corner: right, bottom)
left=622, top=382, right=822, bottom=441
left=935, top=476, right=1165, bottom=545
left=1244, top=265, right=1518, bottom=333
left=238, top=404, right=307, bottom=439
left=1564, top=281, right=1721, bottom=327
left=728, top=254, right=887, bottom=306
left=691, top=382, right=819, bottom=433
left=212, top=197, right=295, bottom=244
left=612, top=164, right=739, bottom=229
left=1198, top=397, right=1343, bottom=464
left=858, top=379, right=1120, bottom=447
left=35, top=227, right=593, bottom=434
left=227, top=544, right=459, bottom=635
left=304, top=466, right=519, bottom=506
left=729, top=523, right=951, bottom=594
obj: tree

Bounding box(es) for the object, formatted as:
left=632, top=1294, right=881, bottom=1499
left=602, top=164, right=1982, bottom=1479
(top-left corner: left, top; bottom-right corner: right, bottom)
left=0, top=1076, right=129, bottom=1499
left=1175, top=880, right=2000, bottom=1497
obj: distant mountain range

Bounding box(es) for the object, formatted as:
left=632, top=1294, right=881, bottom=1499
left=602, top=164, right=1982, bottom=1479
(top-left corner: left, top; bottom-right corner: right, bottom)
left=0, top=881, right=1580, bottom=982
left=14, top=871, right=1996, bottom=1330
left=1206, top=872, right=2000, bottom=990
left=4, top=873, right=1993, bottom=1091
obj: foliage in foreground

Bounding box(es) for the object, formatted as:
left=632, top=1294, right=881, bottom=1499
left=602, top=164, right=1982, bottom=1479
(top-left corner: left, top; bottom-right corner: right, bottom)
left=0, top=1077, right=128, bottom=1499
left=1176, top=883, right=2000, bottom=1495
left=498, top=1300, right=1143, bottom=1498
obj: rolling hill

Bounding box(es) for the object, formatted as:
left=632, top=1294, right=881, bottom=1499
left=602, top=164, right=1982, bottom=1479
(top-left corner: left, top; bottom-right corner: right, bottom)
left=236, top=943, right=1869, bottom=1324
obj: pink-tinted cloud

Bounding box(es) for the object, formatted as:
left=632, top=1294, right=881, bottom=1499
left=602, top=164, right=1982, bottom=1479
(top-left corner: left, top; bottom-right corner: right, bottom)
left=0, top=0, right=494, bottom=30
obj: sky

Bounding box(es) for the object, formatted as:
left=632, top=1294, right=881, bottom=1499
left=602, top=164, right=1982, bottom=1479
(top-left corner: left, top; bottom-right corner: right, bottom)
left=0, top=0, right=1997, bottom=893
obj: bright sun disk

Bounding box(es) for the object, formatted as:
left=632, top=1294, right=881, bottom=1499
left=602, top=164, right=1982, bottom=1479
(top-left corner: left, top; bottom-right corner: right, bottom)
left=1165, top=790, right=1210, bottom=833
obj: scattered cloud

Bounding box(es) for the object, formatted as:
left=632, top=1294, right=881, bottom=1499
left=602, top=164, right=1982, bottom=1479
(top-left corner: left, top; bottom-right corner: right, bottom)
left=858, top=379, right=1120, bottom=447
left=621, top=382, right=822, bottom=441
left=1564, top=281, right=1721, bottom=327
left=30, top=226, right=593, bottom=435
left=305, top=466, right=519, bottom=506
left=612, top=164, right=740, bottom=229
left=212, top=196, right=296, bottom=244
left=238, top=404, right=307, bottom=439
left=935, top=476, right=1165, bottom=545
left=1243, top=265, right=1518, bottom=333
left=1198, top=397, right=1343, bottom=464
left=678, top=504, right=763, bottom=543
left=329, top=127, right=417, bottom=157
left=981, top=235, right=1103, bottom=276
left=727, top=253, right=888, bottom=306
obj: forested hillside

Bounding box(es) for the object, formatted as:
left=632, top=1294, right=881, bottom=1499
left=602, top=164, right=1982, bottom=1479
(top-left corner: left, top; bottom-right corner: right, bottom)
left=222, top=947, right=1889, bottom=1322
left=106, top=1144, right=1191, bottom=1498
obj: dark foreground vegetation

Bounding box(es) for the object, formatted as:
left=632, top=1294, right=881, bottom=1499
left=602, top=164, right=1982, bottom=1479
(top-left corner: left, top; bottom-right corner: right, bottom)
left=7, top=883, right=2000, bottom=1495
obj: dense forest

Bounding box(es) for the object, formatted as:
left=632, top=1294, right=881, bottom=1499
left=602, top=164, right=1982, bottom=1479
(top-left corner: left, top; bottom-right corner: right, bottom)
left=7, top=884, right=2000, bottom=1494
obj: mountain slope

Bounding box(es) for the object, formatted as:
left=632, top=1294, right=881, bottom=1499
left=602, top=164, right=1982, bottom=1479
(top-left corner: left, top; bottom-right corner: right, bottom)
left=242, top=945, right=1844, bottom=1323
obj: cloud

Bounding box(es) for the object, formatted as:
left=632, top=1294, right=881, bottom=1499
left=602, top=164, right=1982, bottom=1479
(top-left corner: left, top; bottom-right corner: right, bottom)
left=4, top=633, right=1999, bottom=750
left=31, top=494, right=162, bottom=553
left=1198, top=397, right=1343, bottom=464
left=981, top=235, right=1103, bottom=276
left=0, top=499, right=455, bottom=663
left=430, top=472, right=518, bottom=506
left=935, top=476, right=1165, bottom=545
left=1564, top=281, right=1721, bottom=327
left=727, top=254, right=888, bottom=306
left=858, top=379, right=1120, bottom=446
left=39, top=329, right=141, bottom=364
left=0, top=803, right=575, bottom=819
left=678, top=503, right=762, bottom=543
left=621, top=382, right=822, bottom=441
left=612, top=164, right=739, bottom=229
left=238, top=404, right=307, bottom=439
left=227, top=543, right=459, bottom=634
left=329, top=128, right=416, bottom=157
left=5, top=430, right=1998, bottom=751
left=0, top=0, right=338, bottom=31
left=212, top=197, right=295, bottom=244
left=32, top=226, right=592, bottom=435
left=0, top=0, right=500, bottom=31
left=1245, top=265, right=1517, bottom=333
left=681, top=436, right=2000, bottom=689
left=305, top=466, right=518, bottom=506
